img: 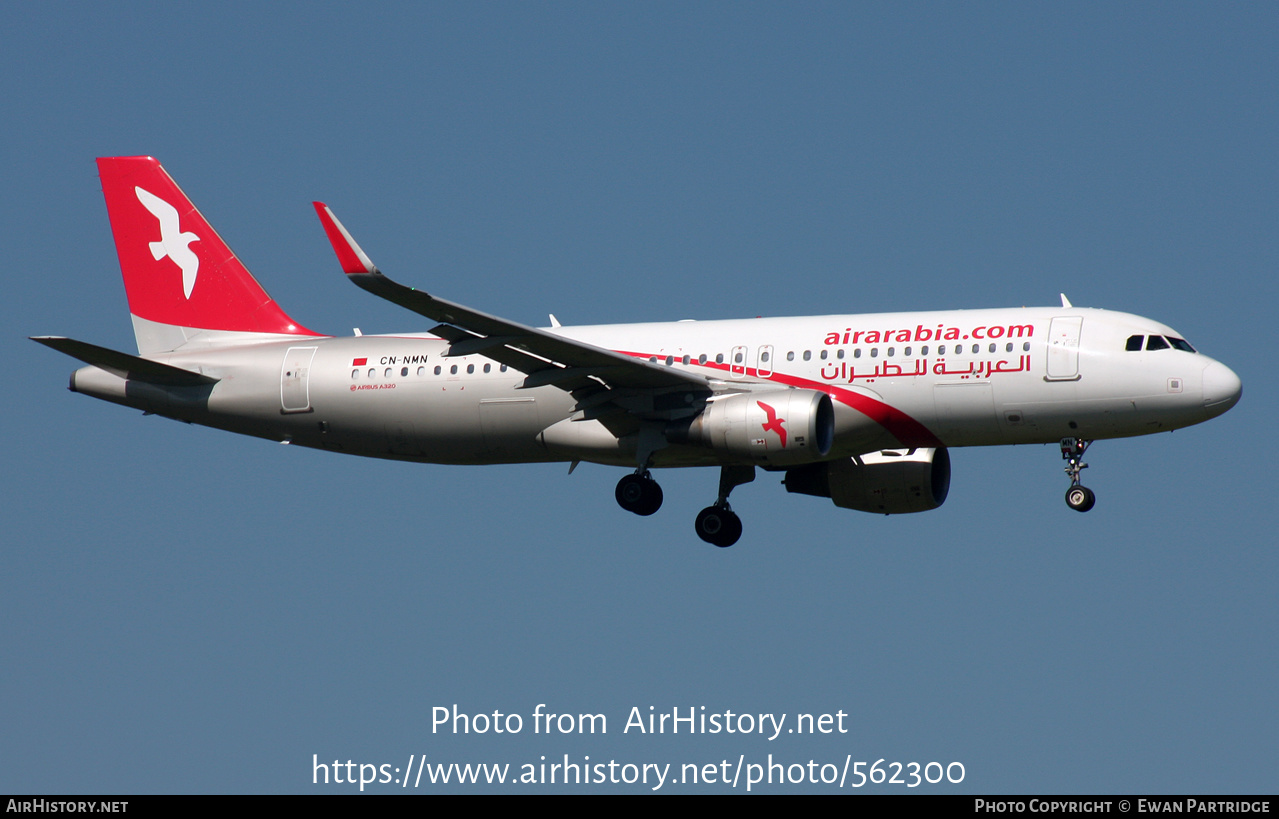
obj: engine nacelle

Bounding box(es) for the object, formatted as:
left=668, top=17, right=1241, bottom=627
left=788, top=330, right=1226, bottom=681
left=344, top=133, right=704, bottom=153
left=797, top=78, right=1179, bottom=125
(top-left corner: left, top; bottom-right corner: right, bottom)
left=783, top=447, right=951, bottom=514
left=670, top=389, right=834, bottom=466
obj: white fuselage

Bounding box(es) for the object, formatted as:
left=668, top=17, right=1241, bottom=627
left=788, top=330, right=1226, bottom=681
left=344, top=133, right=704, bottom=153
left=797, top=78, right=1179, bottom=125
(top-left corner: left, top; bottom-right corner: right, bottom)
left=71, top=305, right=1240, bottom=468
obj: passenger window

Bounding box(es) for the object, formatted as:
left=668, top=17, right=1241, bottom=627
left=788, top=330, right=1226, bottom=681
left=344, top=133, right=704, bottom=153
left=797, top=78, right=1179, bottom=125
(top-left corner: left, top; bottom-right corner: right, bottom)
left=938, top=345, right=946, bottom=355
left=735, top=351, right=744, bottom=364
left=682, top=355, right=690, bottom=365
left=351, top=369, right=359, bottom=380
left=819, top=349, right=827, bottom=360
left=760, top=351, right=770, bottom=363
left=698, top=354, right=707, bottom=365
left=1023, top=342, right=1031, bottom=352
left=483, top=363, right=491, bottom=373
left=384, top=368, right=393, bottom=378
left=921, top=346, right=929, bottom=356
left=904, top=346, right=912, bottom=356
left=401, top=367, right=408, bottom=377
left=500, top=364, right=508, bottom=372
left=802, top=350, right=811, bottom=361
left=467, top=364, right=475, bottom=374
left=1005, top=343, right=1013, bottom=353
left=417, top=366, right=425, bottom=376
left=450, top=365, right=458, bottom=375
left=887, top=347, right=895, bottom=357
left=870, top=348, right=879, bottom=358
left=1126, top=335, right=1144, bottom=352
left=988, top=343, right=996, bottom=353
left=368, top=368, right=376, bottom=378
left=786, top=351, right=794, bottom=361
left=666, top=355, right=674, bottom=366
left=971, top=344, right=979, bottom=354
left=434, top=366, right=442, bottom=375
left=854, top=348, right=862, bottom=359
left=717, top=354, right=725, bottom=364
left=1147, top=336, right=1170, bottom=351
left=836, top=349, right=845, bottom=359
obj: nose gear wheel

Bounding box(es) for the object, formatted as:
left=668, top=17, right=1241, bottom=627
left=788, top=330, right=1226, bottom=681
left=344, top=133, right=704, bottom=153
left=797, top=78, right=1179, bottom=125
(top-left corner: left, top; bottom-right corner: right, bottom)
left=1060, top=438, right=1095, bottom=512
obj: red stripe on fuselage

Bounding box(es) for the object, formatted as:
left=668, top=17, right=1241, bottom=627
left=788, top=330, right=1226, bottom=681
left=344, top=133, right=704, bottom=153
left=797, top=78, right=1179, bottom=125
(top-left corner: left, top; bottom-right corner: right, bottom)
left=617, top=350, right=942, bottom=448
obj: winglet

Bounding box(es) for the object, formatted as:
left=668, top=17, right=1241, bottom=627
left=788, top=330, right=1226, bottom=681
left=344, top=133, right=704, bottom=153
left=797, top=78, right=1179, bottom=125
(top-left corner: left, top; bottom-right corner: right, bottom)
left=1060, top=293, right=1072, bottom=308
left=313, top=202, right=379, bottom=276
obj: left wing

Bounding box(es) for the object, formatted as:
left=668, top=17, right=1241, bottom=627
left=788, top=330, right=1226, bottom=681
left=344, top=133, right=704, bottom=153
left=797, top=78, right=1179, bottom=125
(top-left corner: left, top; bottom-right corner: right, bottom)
left=313, top=202, right=713, bottom=398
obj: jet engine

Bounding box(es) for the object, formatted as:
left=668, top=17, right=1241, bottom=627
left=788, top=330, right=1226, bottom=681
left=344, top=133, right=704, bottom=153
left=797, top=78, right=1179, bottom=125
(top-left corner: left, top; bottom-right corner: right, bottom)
left=783, top=447, right=951, bottom=514
left=669, top=389, right=834, bottom=466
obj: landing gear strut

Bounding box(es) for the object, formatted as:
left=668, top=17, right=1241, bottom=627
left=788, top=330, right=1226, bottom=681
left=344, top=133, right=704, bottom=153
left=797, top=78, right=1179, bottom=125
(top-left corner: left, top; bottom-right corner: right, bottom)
left=614, top=461, right=755, bottom=547
left=694, top=465, right=754, bottom=547
left=1061, top=438, right=1096, bottom=512
left=616, top=470, right=663, bottom=516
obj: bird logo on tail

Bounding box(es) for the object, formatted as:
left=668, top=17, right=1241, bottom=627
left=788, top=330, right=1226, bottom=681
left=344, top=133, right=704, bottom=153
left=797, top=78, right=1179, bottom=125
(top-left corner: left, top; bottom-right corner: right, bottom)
left=134, top=186, right=200, bottom=299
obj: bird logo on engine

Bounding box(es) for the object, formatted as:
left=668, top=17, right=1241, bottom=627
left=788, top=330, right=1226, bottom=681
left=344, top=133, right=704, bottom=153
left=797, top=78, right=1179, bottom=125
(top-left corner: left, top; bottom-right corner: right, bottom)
left=757, top=400, right=788, bottom=448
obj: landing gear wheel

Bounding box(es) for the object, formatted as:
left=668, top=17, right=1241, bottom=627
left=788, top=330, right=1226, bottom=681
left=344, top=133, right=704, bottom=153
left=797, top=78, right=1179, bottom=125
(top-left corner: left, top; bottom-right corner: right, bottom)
left=616, top=473, right=663, bottom=516
left=1065, top=485, right=1096, bottom=512
left=1060, top=438, right=1096, bottom=513
left=695, top=506, right=742, bottom=547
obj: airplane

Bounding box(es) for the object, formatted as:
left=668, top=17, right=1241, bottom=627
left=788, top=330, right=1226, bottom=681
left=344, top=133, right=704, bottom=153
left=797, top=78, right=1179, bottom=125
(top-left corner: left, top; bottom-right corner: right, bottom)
left=33, top=156, right=1242, bottom=547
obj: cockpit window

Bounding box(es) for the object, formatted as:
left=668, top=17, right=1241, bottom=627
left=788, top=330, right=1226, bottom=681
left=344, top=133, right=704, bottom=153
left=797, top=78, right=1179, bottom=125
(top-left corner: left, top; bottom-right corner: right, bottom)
left=1146, top=335, right=1170, bottom=351
left=1126, top=335, right=1144, bottom=351
left=1167, top=337, right=1196, bottom=353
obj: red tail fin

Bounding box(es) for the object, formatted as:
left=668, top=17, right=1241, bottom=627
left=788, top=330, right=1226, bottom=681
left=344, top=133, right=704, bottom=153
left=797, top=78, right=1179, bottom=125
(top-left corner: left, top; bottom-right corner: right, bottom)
left=97, top=156, right=318, bottom=352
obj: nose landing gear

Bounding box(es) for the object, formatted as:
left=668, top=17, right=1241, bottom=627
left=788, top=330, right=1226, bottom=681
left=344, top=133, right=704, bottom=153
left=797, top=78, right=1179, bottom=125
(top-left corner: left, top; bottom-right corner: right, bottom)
left=1061, top=438, right=1096, bottom=512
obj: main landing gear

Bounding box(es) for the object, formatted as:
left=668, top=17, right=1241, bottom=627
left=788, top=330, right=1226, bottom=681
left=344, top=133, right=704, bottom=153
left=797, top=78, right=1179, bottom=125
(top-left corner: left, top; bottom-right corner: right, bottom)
left=614, top=464, right=755, bottom=548
left=694, top=506, right=741, bottom=549
left=615, top=470, right=663, bottom=516
left=1061, top=438, right=1096, bottom=512
left=694, top=465, right=755, bottom=548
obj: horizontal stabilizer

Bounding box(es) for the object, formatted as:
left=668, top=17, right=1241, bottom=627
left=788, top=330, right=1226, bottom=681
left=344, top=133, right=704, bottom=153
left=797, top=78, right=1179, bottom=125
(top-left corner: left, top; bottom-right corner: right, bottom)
left=31, top=336, right=219, bottom=386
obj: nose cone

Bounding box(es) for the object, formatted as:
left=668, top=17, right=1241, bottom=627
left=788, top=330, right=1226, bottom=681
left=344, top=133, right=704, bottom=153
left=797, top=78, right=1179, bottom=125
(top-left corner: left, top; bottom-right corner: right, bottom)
left=1202, top=360, right=1242, bottom=413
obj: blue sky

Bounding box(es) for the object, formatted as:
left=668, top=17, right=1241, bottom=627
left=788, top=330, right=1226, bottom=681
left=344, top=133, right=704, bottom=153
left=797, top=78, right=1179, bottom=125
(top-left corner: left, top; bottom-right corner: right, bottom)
left=2, top=2, right=1275, bottom=793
